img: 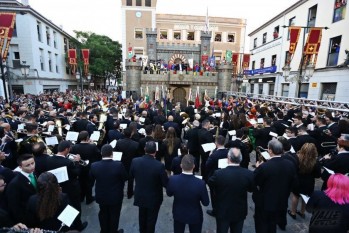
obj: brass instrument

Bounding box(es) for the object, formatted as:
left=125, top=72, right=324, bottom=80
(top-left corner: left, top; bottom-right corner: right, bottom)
left=55, top=118, right=63, bottom=136
left=321, top=142, right=337, bottom=148
left=97, top=112, right=107, bottom=145
left=68, top=153, right=89, bottom=166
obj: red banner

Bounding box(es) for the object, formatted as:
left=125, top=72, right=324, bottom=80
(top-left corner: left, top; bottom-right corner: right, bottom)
left=68, top=49, right=77, bottom=74
left=201, top=55, right=209, bottom=65
left=288, top=26, right=301, bottom=55
left=232, top=53, right=239, bottom=66
left=304, top=28, right=322, bottom=55
left=81, top=49, right=90, bottom=75
left=0, top=12, right=16, bottom=61
left=242, top=54, right=250, bottom=69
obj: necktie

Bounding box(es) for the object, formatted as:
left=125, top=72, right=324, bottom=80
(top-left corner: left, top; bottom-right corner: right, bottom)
left=29, top=173, right=37, bottom=190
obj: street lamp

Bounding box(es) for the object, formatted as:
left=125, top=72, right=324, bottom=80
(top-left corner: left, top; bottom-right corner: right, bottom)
left=20, top=61, right=30, bottom=78
left=75, top=70, right=83, bottom=93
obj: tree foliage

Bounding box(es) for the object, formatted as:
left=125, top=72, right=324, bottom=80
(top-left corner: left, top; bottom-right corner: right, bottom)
left=71, top=31, right=122, bottom=81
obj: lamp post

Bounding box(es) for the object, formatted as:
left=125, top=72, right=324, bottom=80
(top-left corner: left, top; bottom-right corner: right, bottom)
left=282, top=25, right=328, bottom=98
left=20, top=61, right=30, bottom=78
left=75, top=70, right=83, bottom=93
left=0, top=54, right=8, bottom=103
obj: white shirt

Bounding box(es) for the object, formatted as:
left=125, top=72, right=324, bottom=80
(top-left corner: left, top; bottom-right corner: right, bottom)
left=102, top=157, right=113, bottom=160
left=20, top=170, right=32, bottom=182
left=182, top=171, right=193, bottom=175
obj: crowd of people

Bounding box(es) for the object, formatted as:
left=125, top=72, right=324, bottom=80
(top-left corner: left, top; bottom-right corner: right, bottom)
left=0, top=89, right=349, bottom=233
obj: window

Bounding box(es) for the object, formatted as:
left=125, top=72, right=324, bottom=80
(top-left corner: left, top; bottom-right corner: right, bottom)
left=63, top=38, right=68, bottom=53
left=282, top=84, right=289, bottom=97
left=299, top=83, right=309, bottom=98
left=252, top=61, right=255, bottom=70
left=48, top=52, right=52, bottom=72
left=126, top=0, right=132, bottom=6
left=37, top=22, right=42, bottom=42
left=333, top=0, right=346, bottom=22
left=55, top=54, right=59, bottom=73
left=262, top=33, right=267, bottom=44
left=321, top=83, right=337, bottom=100
left=327, top=36, right=341, bottom=66
left=307, top=5, right=317, bottom=29
left=215, top=33, right=222, bottom=42
left=135, top=29, right=143, bottom=39
left=285, top=51, right=290, bottom=65
left=273, top=26, right=279, bottom=39
left=187, top=31, right=194, bottom=41
left=40, top=49, right=44, bottom=71
left=269, top=84, right=275, bottom=95
left=173, top=31, right=181, bottom=40
left=134, top=48, right=143, bottom=56
left=13, top=22, right=17, bottom=37
left=271, top=54, right=277, bottom=66
left=53, top=31, right=57, bottom=48
left=227, top=33, right=235, bottom=42
left=46, top=27, right=50, bottom=45
left=258, top=84, right=263, bottom=95
left=288, top=17, right=296, bottom=40
left=14, top=52, right=20, bottom=60
left=260, top=58, right=265, bottom=69
left=160, top=30, right=167, bottom=39
left=253, top=38, right=257, bottom=48
left=145, top=0, right=151, bottom=7
left=250, top=84, right=254, bottom=94
left=12, top=50, right=20, bottom=68
left=136, top=0, right=141, bottom=6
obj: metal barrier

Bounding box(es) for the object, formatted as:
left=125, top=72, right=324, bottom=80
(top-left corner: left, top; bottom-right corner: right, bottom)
left=226, top=92, right=349, bottom=113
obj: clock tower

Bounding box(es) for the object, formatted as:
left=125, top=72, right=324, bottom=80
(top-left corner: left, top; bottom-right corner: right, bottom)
left=121, top=0, right=157, bottom=68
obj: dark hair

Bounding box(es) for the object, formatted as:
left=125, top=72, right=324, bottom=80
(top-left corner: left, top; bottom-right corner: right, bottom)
left=153, top=124, right=165, bottom=141
left=277, top=111, right=284, bottom=119
left=145, top=141, right=156, bottom=154
left=101, top=144, right=113, bottom=157
left=113, top=120, right=120, bottom=130
left=236, top=129, right=244, bottom=138
left=215, top=135, right=225, bottom=146
left=264, top=117, right=272, bottom=126
left=32, top=142, right=46, bottom=156
left=37, top=172, right=61, bottom=221
left=288, top=127, right=298, bottom=135
left=57, top=141, right=72, bottom=153
left=123, top=127, right=132, bottom=138
left=277, top=136, right=291, bottom=152
left=165, top=127, right=177, bottom=155
left=88, top=114, right=96, bottom=121
left=78, top=131, right=89, bottom=142
left=17, top=154, right=34, bottom=166
left=180, top=142, right=188, bottom=156
left=181, top=154, right=195, bottom=171
left=0, top=127, right=4, bottom=138
left=145, top=125, right=153, bottom=136
left=25, top=123, right=38, bottom=133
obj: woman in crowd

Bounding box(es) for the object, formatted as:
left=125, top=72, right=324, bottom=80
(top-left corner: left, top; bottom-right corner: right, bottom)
left=153, top=124, right=165, bottom=161
left=171, top=143, right=189, bottom=175
left=26, top=172, right=70, bottom=232
left=306, top=174, right=349, bottom=233
left=160, top=127, right=181, bottom=175
left=288, top=143, right=321, bottom=219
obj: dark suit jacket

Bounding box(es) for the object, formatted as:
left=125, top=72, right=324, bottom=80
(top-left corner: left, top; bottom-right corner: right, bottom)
left=70, top=143, right=101, bottom=165
left=321, top=152, right=349, bottom=189
left=164, top=121, right=181, bottom=136
left=328, top=122, right=340, bottom=139
left=296, top=134, right=317, bottom=152
left=90, top=159, right=128, bottom=205
left=184, top=127, right=200, bottom=153
left=33, top=154, right=50, bottom=177
left=198, top=128, right=214, bottom=157
left=107, top=129, right=124, bottom=143
left=73, top=118, right=88, bottom=132
left=253, top=126, right=275, bottom=149
left=138, top=136, right=155, bottom=156
left=130, top=155, right=168, bottom=208
left=6, top=173, right=37, bottom=223
left=225, top=139, right=250, bottom=168
left=253, top=157, right=297, bottom=212
left=205, top=148, right=228, bottom=178
left=272, top=120, right=289, bottom=136
left=167, top=174, right=209, bottom=224
left=208, top=166, right=254, bottom=221
left=115, top=138, right=139, bottom=171
left=86, top=121, right=98, bottom=136
left=0, top=165, right=16, bottom=184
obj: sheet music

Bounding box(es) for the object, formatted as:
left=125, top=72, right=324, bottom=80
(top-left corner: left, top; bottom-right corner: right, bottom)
left=48, top=166, right=68, bottom=183
left=155, top=142, right=159, bottom=151
left=257, top=118, right=264, bottom=124
left=202, top=143, right=216, bottom=152
left=249, top=119, right=257, bottom=125
left=300, top=194, right=310, bottom=204
left=120, top=124, right=127, bottom=129
left=269, top=132, right=278, bottom=138
left=178, top=148, right=181, bottom=155
left=218, top=158, right=228, bottom=169
left=58, top=205, right=79, bottom=227
left=109, top=140, right=117, bottom=148
left=228, top=130, right=236, bottom=136
left=323, top=167, right=334, bottom=175
left=261, top=151, right=271, bottom=160
left=65, top=125, right=71, bottom=131
left=139, top=117, right=145, bottom=123
left=90, top=131, right=101, bottom=141
left=112, top=152, right=122, bottom=161
left=45, top=136, right=59, bottom=146
left=48, top=125, right=55, bottom=132
left=195, top=175, right=203, bottom=179
left=18, top=123, right=25, bottom=130
left=66, top=131, right=79, bottom=141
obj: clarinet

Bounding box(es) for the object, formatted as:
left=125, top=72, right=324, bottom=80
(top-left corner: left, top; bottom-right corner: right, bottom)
left=0, top=228, right=59, bottom=233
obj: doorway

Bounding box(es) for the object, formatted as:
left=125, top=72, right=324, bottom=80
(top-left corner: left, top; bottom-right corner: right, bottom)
left=172, top=87, right=186, bottom=105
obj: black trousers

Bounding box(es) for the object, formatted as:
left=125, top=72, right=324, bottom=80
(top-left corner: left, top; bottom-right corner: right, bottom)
left=190, top=150, right=200, bottom=173
left=254, top=206, right=287, bottom=233
left=173, top=219, right=202, bottom=233
left=216, top=218, right=244, bottom=233
left=138, top=205, right=160, bottom=233
left=208, top=183, right=217, bottom=213
left=79, top=167, right=93, bottom=201
left=98, top=203, right=122, bottom=233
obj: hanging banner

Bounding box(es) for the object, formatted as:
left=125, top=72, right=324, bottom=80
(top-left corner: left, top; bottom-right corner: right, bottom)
left=242, top=54, right=250, bottom=69
left=0, top=12, right=16, bottom=61
left=304, top=28, right=322, bottom=55
left=288, top=26, right=301, bottom=55
left=81, top=49, right=90, bottom=75
left=232, top=53, right=239, bottom=66
left=128, top=46, right=133, bottom=59
left=201, top=55, right=209, bottom=65
left=226, top=50, right=232, bottom=63
left=68, top=49, right=77, bottom=74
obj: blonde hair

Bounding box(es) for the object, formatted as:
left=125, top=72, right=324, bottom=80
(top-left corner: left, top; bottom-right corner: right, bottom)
left=298, top=143, right=317, bottom=174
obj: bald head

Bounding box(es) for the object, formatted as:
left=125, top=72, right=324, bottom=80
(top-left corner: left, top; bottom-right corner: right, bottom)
left=1, top=123, right=10, bottom=132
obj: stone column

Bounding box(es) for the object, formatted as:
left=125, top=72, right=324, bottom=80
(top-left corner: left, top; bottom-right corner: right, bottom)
left=217, top=64, right=233, bottom=97
left=146, top=28, right=158, bottom=63
left=200, top=31, right=211, bottom=64
left=125, top=59, right=142, bottom=99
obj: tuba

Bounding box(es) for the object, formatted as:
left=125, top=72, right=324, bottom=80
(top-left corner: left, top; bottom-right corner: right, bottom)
left=97, top=112, right=108, bottom=145
left=55, top=118, right=63, bottom=136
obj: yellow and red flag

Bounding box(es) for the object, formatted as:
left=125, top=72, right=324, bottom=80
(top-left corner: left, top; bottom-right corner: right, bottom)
left=68, top=49, right=77, bottom=74
left=81, top=49, right=90, bottom=75
left=304, top=28, right=322, bottom=55
left=0, top=12, right=16, bottom=61
left=242, top=54, right=250, bottom=70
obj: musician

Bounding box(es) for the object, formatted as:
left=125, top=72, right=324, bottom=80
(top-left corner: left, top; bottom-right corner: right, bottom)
left=252, top=117, right=276, bottom=150
left=73, top=112, right=89, bottom=132
left=45, top=141, right=88, bottom=231
left=0, top=124, right=17, bottom=169
left=308, top=115, right=335, bottom=156
left=86, top=114, right=98, bottom=136
left=31, top=142, right=50, bottom=177
left=285, top=127, right=300, bottom=153
left=57, top=108, right=70, bottom=126
left=198, top=120, right=214, bottom=181
left=225, top=129, right=250, bottom=168
left=107, top=120, right=124, bottom=143
left=184, top=120, right=201, bottom=172
left=138, top=125, right=155, bottom=156
left=324, top=111, right=340, bottom=139
left=272, top=112, right=289, bottom=136
left=18, top=123, right=39, bottom=155
left=70, top=131, right=101, bottom=205
left=164, top=115, right=180, bottom=136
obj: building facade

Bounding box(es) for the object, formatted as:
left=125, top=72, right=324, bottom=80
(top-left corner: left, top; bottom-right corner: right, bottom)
left=0, top=0, right=93, bottom=97
left=247, top=0, right=349, bottom=102
left=120, top=0, right=246, bottom=102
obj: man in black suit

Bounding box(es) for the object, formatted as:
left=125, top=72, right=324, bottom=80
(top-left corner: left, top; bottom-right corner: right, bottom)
left=6, top=154, right=37, bottom=223
left=73, top=112, right=89, bottom=132
left=130, top=141, right=168, bottom=233
left=167, top=154, right=209, bottom=233
left=225, top=129, right=250, bottom=168
left=164, top=115, right=180, bottom=136
left=18, top=123, right=39, bottom=155
left=253, top=139, right=297, bottom=233
left=90, top=144, right=128, bottom=233
left=253, top=117, right=275, bottom=150
left=308, top=116, right=335, bottom=156
left=86, top=114, right=98, bottom=136
left=272, top=112, right=289, bottom=136
left=138, top=125, right=155, bottom=156
left=198, top=119, right=214, bottom=181
left=325, top=111, right=340, bottom=139
left=205, top=135, right=228, bottom=217
left=31, top=142, right=50, bottom=177
left=209, top=148, right=255, bottom=233
left=70, top=131, right=101, bottom=204
left=296, top=126, right=316, bottom=152
left=184, top=120, right=201, bottom=172
left=115, top=128, right=140, bottom=198
left=45, top=141, right=88, bottom=231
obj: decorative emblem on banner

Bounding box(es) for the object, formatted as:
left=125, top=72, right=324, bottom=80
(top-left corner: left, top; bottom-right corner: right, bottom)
left=288, top=27, right=301, bottom=55
left=303, top=28, right=322, bottom=66
left=0, top=12, right=16, bottom=61
left=242, top=54, right=250, bottom=70
left=232, top=53, right=239, bottom=66
left=81, top=49, right=89, bottom=75
left=68, top=49, right=77, bottom=74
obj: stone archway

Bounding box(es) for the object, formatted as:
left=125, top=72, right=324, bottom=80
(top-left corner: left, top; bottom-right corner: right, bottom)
left=172, top=87, right=186, bottom=105
left=169, top=54, right=187, bottom=65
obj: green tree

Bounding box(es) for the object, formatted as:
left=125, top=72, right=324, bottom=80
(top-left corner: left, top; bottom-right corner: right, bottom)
left=71, top=31, right=122, bottom=87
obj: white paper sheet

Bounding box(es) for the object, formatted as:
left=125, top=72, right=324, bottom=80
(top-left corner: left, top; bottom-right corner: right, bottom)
left=281, top=123, right=289, bottom=128
left=41, top=122, right=48, bottom=127
left=15, top=138, right=23, bottom=143
left=178, top=148, right=181, bottom=155
left=202, top=143, right=216, bottom=152
left=155, top=142, right=159, bottom=151
left=215, top=112, right=221, bottom=118
left=195, top=175, right=203, bottom=179
left=48, top=125, right=55, bottom=132
left=112, top=152, right=123, bottom=161
left=66, top=131, right=79, bottom=141
left=65, top=125, right=71, bottom=131
left=48, top=166, right=69, bottom=183
left=45, top=136, right=59, bottom=146
left=257, top=118, right=264, bottom=124
left=290, top=146, right=296, bottom=153
left=58, top=205, right=79, bottom=227
left=323, top=167, right=334, bottom=175
left=120, top=124, right=127, bottom=129
left=218, top=158, right=228, bottom=169
left=90, top=131, right=101, bottom=141
left=228, top=130, right=236, bottom=136
left=18, top=123, right=25, bottom=130
left=261, top=151, right=271, bottom=160
left=194, top=109, right=198, bottom=113
left=249, top=119, right=257, bottom=125
left=300, top=194, right=310, bottom=204
left=109, top=140, right=117, bottom=148
left=269, top=132, right=278, bottom=138
left=139, top=117, right=145, bottom=123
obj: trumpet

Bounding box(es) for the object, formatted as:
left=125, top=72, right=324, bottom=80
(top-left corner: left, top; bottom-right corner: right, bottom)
left=67, top=153, right=89, bottom=166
